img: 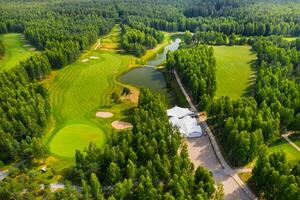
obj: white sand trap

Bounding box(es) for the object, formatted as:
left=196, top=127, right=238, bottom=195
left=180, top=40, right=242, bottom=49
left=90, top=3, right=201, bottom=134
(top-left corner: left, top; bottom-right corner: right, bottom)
left=81, top=59, right=89, bottom=62
left=90, top=56, right=99, bottom=59
left=29, top=48, right=36, bottom=51
left=111, top=120, right=133, bottom=130
left=96, top=112, right=113, bottom=118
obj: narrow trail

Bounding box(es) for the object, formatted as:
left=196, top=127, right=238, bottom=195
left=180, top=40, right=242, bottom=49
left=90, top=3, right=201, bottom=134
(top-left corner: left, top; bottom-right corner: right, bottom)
left=282, top=132, right=300, bottom=152
left=174, top=70, right=257, bottom=200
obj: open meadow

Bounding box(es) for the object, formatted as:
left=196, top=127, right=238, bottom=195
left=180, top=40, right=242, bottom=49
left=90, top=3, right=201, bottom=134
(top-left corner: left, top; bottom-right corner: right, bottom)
left=43, top=26, right=135, bottom=165
left=213, top=45, right=256, bottom=100
left=0, top=33, right=36, bottom=71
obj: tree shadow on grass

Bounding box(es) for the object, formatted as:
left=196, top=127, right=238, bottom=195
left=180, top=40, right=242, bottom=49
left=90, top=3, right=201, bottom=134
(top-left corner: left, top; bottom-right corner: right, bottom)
left=242, top=60, right=258, bottom=98
left=120, top=107, right=135, bottom=122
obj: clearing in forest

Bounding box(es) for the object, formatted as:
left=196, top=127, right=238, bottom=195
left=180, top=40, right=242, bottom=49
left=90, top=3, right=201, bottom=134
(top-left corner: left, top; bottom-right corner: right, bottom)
left=44, top=25, right=134, bottom=159
left=269, top=138, right=300, bottom=164
left=0, top=33, right=36, bottom=71
left=213, top=45, right=256, bottom=100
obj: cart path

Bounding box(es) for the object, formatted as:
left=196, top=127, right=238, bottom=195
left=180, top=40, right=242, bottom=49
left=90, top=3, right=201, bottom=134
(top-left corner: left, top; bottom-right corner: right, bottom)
left=174, top=70, right=256, bottom=200
left=282, top=132, right=300, bottom=152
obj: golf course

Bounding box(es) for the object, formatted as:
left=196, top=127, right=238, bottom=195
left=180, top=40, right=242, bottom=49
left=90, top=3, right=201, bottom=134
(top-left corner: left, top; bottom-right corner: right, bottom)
left=44, top=25, right=135, bottom=160
left=213, top=45, right=256, bottom=100
left=0, top=33, right=36, bottom=71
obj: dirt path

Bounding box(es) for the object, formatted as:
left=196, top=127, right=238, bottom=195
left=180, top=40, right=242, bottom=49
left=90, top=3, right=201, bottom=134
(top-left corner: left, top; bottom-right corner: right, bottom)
left=174, top=70, right=256, bottom=200
left=282, top=132, right=300, bottom=152
left=94, top=39, right=101, bottom=50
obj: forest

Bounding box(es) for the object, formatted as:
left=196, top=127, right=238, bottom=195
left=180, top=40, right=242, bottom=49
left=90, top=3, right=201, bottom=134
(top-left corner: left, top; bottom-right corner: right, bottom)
left=0, top=0, right=300, bottom=199
left=0, top=40, right=4, bottom=57
left=166, top=45, right=216, bottom=108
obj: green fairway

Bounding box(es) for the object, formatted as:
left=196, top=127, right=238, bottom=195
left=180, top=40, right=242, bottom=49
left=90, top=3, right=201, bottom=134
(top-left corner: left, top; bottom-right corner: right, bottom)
left=269, top=138, right=300, bottom=164
left=50, top=123, right=106, bottom=157
left=0, top=33, right=36, bottom=71
left=45, top=25, right=134, bottom=159
left=213, top=45, right=256, bottom=100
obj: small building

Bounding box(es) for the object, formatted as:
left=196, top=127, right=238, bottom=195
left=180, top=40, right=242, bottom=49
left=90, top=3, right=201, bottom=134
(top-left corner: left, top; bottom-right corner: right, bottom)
left=167, top=106, right=194, bottom=119
left=41, top=166, right=47, bottom=173
left=167, top=106, right=202, bottom=138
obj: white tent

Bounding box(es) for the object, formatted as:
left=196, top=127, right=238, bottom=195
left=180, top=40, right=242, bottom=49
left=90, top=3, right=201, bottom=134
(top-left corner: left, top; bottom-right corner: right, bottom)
left=167, top=106, right=194, bottom=119
left=169, top=116, right=202, bottom=138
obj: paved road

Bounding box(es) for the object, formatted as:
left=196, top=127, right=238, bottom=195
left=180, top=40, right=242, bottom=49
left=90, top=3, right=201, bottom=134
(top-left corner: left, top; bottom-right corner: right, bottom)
left=174, top=70, right=256, bottom=200
left=282, top=132, right=300, bottom=152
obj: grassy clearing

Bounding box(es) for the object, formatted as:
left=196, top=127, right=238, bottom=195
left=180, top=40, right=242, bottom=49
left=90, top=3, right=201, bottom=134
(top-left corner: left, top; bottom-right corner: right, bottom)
left=44, top=25, right=135, bottom=167
left=0, top=33, right=36, bottom=71
left=284, top=37, right=298, bottom=42
left=269, top=138, right=300, bottom=164
left=213, top=45, right=256, bottom=100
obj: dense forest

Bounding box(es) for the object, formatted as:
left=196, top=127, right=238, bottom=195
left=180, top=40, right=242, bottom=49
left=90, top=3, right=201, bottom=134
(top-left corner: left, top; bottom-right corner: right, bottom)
left=166, top=45, right=216, bottom=108
left=0, top=40, right=4, bottom=57
left=0, top=67, right=50, bottom=165
left=252, top=150, right=300, bottom=199
left=1, top=0, right=300, bottom=198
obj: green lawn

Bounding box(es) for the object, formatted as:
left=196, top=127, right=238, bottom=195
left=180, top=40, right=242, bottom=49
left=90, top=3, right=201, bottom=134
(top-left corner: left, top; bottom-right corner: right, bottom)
left=213, top=45, right=256, bottom=100
left=269, top=138, right=300, bottom=164
left=0, top=33, right=36, bottom=71
left=284, top=37, right=298, bottom=42
left=50, top=123, right=106, bottom=157
left=44, top=25, right=134, bottom=160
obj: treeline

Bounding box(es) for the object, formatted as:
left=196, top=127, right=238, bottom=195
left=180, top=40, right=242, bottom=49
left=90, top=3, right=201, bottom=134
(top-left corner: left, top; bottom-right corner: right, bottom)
left=166, top=45, right=216, bottom=108
left=121, top=18, right=164, bottom=57
left=207, top=97, right=277, bottom=166
left=0, top=67, right=50, bottom=164
left=253, top=39, right=300, bottom=130
left=64, top=89, right=215, bottom=199
left=192, top=31, right=248, bottom=45
left=0, top=40, right=4, bottom=57
left=252, top=150, right=300, bottom=199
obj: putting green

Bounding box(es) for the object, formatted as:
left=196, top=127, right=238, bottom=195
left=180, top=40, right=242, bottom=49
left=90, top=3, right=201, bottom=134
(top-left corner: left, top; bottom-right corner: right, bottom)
left=50, top=124, right=106, bottom=157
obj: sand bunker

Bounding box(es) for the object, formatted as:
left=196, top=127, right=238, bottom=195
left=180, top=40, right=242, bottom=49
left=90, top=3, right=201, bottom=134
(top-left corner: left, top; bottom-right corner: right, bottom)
left=96, top=112, right=113, bottom=118
left=111, top=120, right=133, bottom=130
left=29, top=48, right=36, bottom=51
left=81, top=59, right=89, bottom=62
left=90, top=56, right=99, bottom=59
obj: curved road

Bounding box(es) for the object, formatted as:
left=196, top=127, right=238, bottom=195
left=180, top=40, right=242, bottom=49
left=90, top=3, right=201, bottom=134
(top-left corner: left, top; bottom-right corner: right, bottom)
left=174, top=70, right=256, bottom=200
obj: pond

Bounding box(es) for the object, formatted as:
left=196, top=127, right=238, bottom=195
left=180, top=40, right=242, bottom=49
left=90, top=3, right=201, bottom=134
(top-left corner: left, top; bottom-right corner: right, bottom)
left=119, top=38, right=181, bottom=101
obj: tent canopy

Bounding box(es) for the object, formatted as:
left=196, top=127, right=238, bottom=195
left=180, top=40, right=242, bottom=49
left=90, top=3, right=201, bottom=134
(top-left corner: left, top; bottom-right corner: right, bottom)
left=167, top=106, right=194, bottom=119
left=169, top=116, right=202, bottom=138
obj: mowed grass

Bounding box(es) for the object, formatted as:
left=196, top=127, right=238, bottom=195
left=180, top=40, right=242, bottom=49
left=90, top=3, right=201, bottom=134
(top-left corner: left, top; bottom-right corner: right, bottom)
left=284, top=37, right=298, bottom=42
left=269, top=138, right=300, bottom=164
left=44, top=25, right=134, bottom=159
left=213, top=46, right=256, bottom=100
left=101, top=25, right=120, bottom=49
left=50, top=123, right=106, bottom=157
left=0, top=33, right=36, bottom=71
